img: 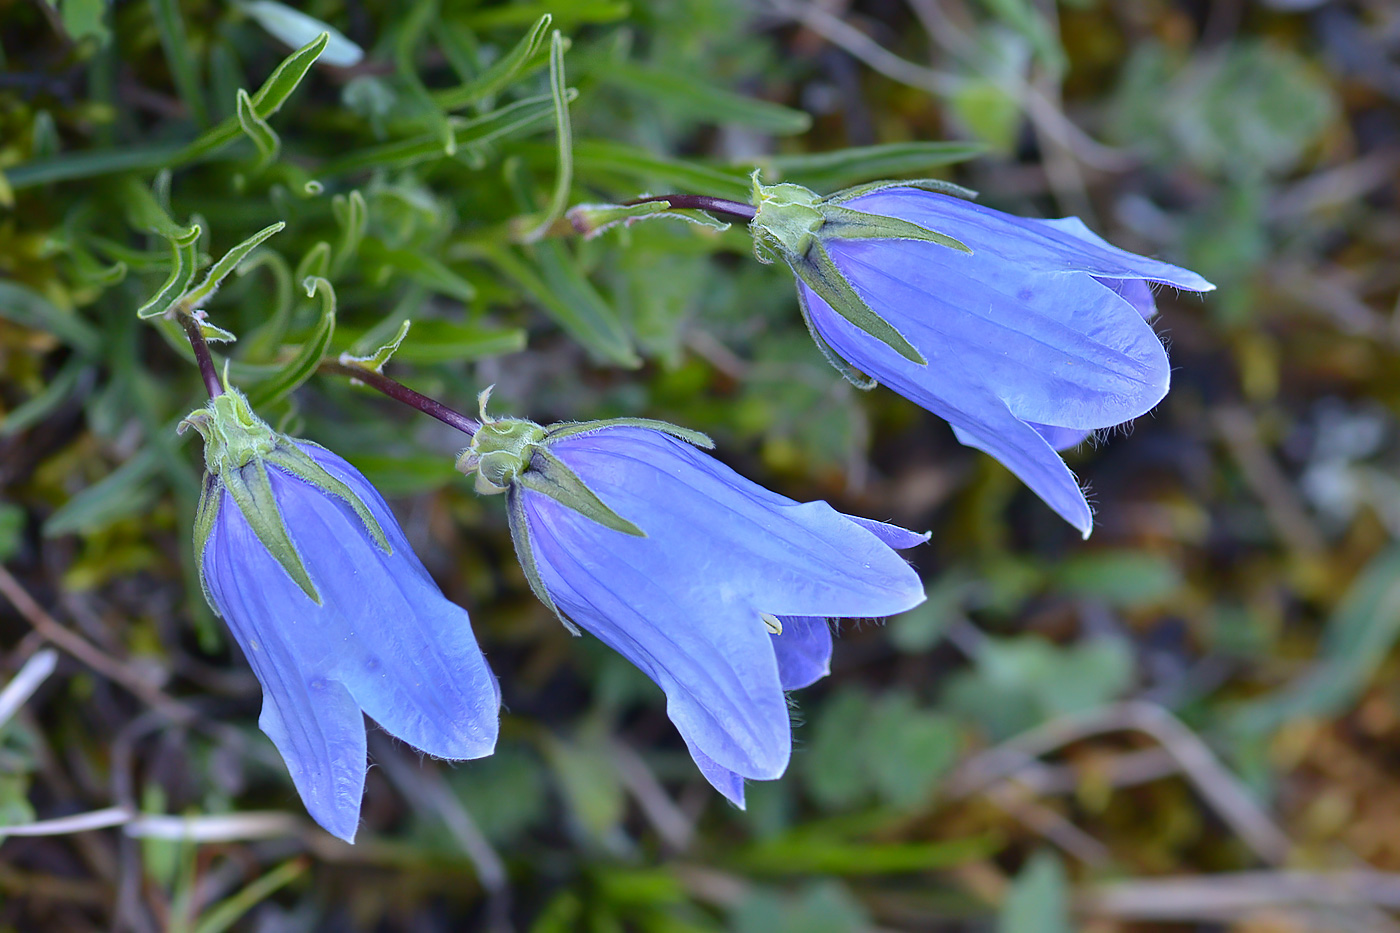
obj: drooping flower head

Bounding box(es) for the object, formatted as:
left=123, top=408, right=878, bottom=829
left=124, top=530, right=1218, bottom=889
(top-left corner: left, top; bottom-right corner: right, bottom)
left=456, top=396, right=926, bottom=804
left=747, top=176, right=1215, bottom=537
left=182, top=387, right=499, bottom=841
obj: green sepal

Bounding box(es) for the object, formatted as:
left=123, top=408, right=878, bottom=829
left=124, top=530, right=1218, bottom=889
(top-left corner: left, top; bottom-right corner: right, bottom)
left=790, top=243, right=926, bottom=365
left=506, top=485, right=579, bottom=636
left=181, top=387, right=391, bottom=611
left=825, top=177, right=978, bottom=204
left=544, top=417, right=714, bottom=449
left=192, top=473, right=224, bottom=615
left=261, top=443, right=390, bottom=555
left=795, top=286, right=876, bottom=390
left=222, top=458, right=320, bottom=604
left=820, top=204, right=969, bottom=254
left=516, top=448, right=645, bottom=538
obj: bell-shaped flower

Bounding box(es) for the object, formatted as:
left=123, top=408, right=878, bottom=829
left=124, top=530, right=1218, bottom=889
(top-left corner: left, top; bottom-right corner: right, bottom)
left=456, top=402, right=926, bottom=805
left=748, top=178, right=1215, bottom=536
left=182, top=388, right=499, bottom=842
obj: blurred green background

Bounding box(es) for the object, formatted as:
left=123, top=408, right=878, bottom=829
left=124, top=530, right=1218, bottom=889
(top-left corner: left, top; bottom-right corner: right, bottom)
left=2, top=0, right=1398, bottom=930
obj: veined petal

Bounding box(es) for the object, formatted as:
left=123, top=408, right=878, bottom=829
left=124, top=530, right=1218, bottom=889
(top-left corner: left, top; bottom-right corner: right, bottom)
left=520, top=490, right=793, bottom=779
left=682, top=735, right=749, bottom=808
left=772, top=616, right=833, bottom=691
left=203, top=487, right=370, bottom=842
left=541, top=427, right=927, bottom=619
left=289, top=445, right=500, bottom=760
left=1028, top=422, right=1093, bottom=451
left=843, top=515, right=930, bottom=550
left=201, top=444, right=499, bottom=841
left=816, top=242, right=1171, bottom=431
left=841, top=189, right=1215, bottom=293
left=951, top=414, right=1093, bottom=536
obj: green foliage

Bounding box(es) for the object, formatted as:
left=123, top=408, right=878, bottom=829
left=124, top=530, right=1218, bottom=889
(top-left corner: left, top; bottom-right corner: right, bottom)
left=0, top=0, right=1393, bottom=929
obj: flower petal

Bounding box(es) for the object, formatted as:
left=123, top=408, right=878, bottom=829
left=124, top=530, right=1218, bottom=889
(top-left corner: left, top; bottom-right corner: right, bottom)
left=817, top=242, right=1171, bottom=431
left=1027, top=422, right=1093, bottom=451
left=520, top=491, right=793, bottom=780
left=543, top=428, right=927, bottom=620
left=291, top=445, right=500, bottom=760
left=772, top=616, right=833, bottom=691
left=203, top=487, right=370, bottom=842
left=842, top=190, right=1215, bottom=293
left=842, top=515, right=930, bottom=550
left=682, top=734, right=749, bottom=807
left=951, top=412, right=1093, bottom=536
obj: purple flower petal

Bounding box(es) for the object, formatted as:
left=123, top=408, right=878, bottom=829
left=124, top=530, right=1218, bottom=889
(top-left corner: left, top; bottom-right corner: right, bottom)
left=772, top=616, right=833, bottom=691
left=517, top=426, right=926, bottom=796
left=845, top=190, right=1215, bottom=292
left=789, top=187, right=1215, bottom=534
left=202, top=444, right=500, bottom=841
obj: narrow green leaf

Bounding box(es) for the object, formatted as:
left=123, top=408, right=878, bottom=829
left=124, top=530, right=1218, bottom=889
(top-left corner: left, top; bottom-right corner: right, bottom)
left=461, top=1, right=628, bottom=29
left=737, top=833, right=1000, bottom=875
left=600, top=62, right=811, bottom=135
left=756, top=141, right=984, bottom=189
left=519, top=31, right=573, bottom=242
left=135, top=233, right=200, bottom=319
left=183, top=221, right=285, bottom=310
left=432, top=14, right=551, bottom=111
left=340, top=319, right=413, bottom=372
left=385, top=320, right=525, bottom=363
left=245, top=277, right=336, bottom=408
left=1230, top=545, right=1400, bottom=736
left=190, top=859, right=308, bottom=933
left=4, top=144, right=178, bottom=189
left=330, top=190, right=367, bottom=275
left=235, top=88, right=280, bottom=171
left=172, top=32, right=328, bottom=166
left=393, top=0, right=456, bottom=157
left=294, top=241, right=332, bottom=284
left=361, top=240, right=475, bottom=302
left=322, top=92, right=563, bottom=176
left=481, top=242, right=637, bottom=367
left=148, top=0, right=207, bottom=124
left=567, top=140, right=751, bottom=202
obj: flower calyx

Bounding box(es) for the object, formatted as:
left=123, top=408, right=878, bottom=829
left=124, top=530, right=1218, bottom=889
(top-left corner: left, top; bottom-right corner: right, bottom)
left=457, top=399, right=715, bottom=633
left=181, top=387, right=390, bottom=610
left=748, top=174, right=979, bottom=370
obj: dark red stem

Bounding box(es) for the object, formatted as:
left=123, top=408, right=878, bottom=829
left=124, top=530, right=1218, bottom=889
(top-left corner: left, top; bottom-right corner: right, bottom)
left=319, top=362, right=480, bottom=437
left=625, top=194, right=756, bottom=222
left=178, top=313, right=224, bottom=398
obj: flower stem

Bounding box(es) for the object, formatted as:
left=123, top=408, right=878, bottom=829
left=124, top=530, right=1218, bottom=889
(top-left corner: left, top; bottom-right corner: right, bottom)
left=318, top=362, right=481, bottom=437
left=625, top=194, right=756, bottom=223
left=178, top=312, right=224, bottom=398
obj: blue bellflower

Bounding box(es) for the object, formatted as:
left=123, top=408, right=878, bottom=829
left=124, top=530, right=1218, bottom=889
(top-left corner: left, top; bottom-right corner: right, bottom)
left=183, top=389, right=499, bottom=842
left=749, top=180, right=1215, bottom=536
left=456, top=406, right=926, bottom=805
